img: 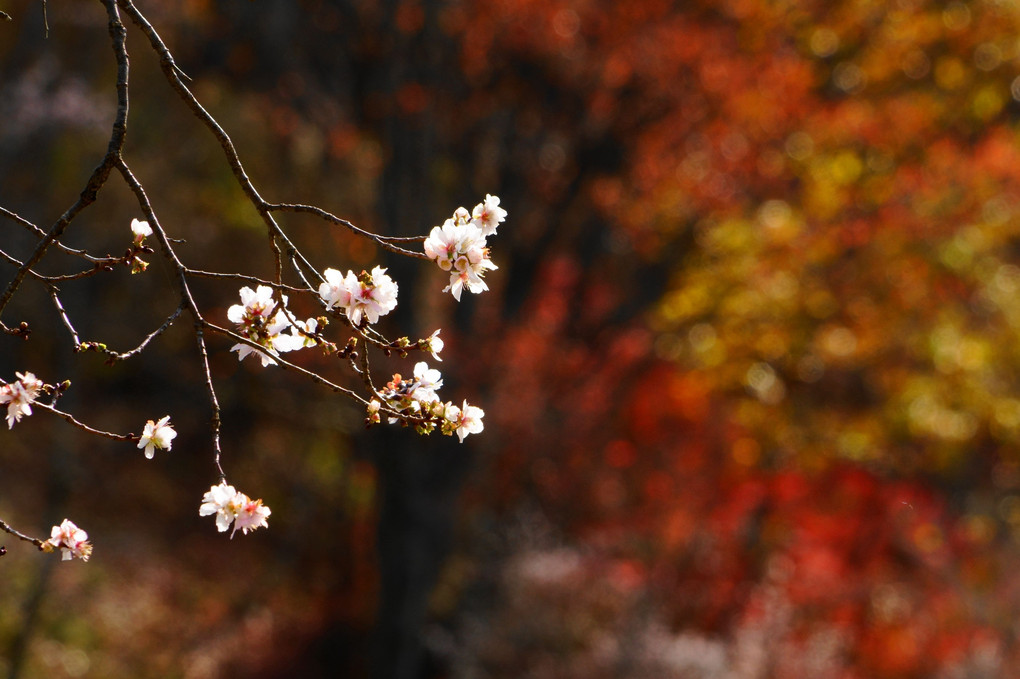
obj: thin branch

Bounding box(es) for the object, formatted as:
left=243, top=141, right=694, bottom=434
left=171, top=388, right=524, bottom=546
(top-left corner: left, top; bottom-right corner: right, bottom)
left=80, top=302, right=186, bottom=361
left=359, top=340, right=378, bottom=394
left=182, top=268, right=306, bottom=294
left=0, top=205, right=121, bottom=264
left=193, top=326, right=226, bottom=480
left=266, top=202, right=430, bottom=259
left=48, top=286, right=81, bottom=347
left=33, top=402, right=137, bottom=442
left=0, top=245, right=122, bottom=283
left=0, top=519, right=44, bottom=549
left=204, top=320, right=367, bottom=403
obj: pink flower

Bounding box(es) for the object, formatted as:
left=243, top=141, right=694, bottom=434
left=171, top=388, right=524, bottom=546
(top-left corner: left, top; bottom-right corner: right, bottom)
left=47, top=519, right=92, bottom=562
left=232, top=496, right=271, bottom=537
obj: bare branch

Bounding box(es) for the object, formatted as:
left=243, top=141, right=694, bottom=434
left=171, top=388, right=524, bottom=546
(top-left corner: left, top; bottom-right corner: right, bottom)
left=183, top=269, right=306, bottom=294
left=265, top=202, right=430, bottom=259
left=78, top=302, right=186, bottom=362
left=48, top=286, right=82, bottom=347
left=0, top=205, right=121, bottom=264
left=34, top=402, right=138, bottom=443
left=0, top=519, right=44, bottom=550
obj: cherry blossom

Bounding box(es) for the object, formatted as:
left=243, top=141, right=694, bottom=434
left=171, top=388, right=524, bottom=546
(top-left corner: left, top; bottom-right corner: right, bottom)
left=46, top=519, right=92, bottom=562
left=472, top=194, right=507, bottom=237
left=422, top=329, right=444, bottom=361
left=199, top=482, right=240, bottom=533
left=376, top=362, right=445, bottom=419
left=0, top=372, right=44, bottom=429
left=423, top=220, right=466, bottom=272
left=231, top=496, right=271, bottom=537
left=446, top=258, right=497, bottom=301
left=423, top=201, right=502, bottom=301
left=286, top=317, right=320, bottom=349
left=318, top=268, right=354, bottom=310
left=138, top=415, right=176, bottom=459
left=319, top=266, right=398, bottom=326
left=366, top=399, right=382, bottom=424
left=410, top=362, right=443, bottom=403
left=444, top=400, right=485, bottom=443
left=130, top=218, right=153, bottom=244
left=227, top=285, right=300, bottom=366
left=199, top=481, right=271, bottom=538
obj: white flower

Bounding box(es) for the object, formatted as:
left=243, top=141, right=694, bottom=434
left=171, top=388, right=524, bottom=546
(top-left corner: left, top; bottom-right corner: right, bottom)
left=471, top=194, right=507, bottom=237
left=410, top=362, right=443, bottom=403
left=281, top=317, right=319, bottom=351
left=138, top=415, right=176, bottom=459
left=318, top=268, right=354, bottom=310
left=231, top=342, right=277, bottom=367
left=366, top=399, right=382, bottom=424
left=445, top=400, right=485, bottom=443
left=424, top=220, right=459, bottom=272
left=227, top=286, right=299, bottom=366
left=199, top=482, right=242, bottom=533
left=130, top=218, right=153, bottom=243
left=320, top=266, right=398, bottom=325
left=199, top=482, right=271, bottom=538
left=227, top=285, right=276, bottom=324
left=0, top=372, right=43, bottom=429
left=446, top=259, right=497, bottom=301
left=422, top=329, right=444, bottom=362
left=47, top=519, right=92, bottom=562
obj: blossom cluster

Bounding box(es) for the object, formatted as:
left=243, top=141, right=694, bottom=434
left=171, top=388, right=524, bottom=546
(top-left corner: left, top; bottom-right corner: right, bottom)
left=374, top=361, right=445, bottom=417
left=424, top=195, right=507, bottom=300
left=45, top=519, right=92, bottom=561
left=0, top=372, right=44, bottom=429
left=371, top=362, right=485, bottom=442
left=228, top=286, right=319, bottom=366
left=319, top=265, right=398, bottom=326
left=199, top=482, right=271, bottom=538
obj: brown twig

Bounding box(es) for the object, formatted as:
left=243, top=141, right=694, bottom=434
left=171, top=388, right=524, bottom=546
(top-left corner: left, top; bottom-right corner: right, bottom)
left=34, top=402, right=138, bottom=443
left=0, top=519, right=44, bottom=549
left=266, top=202, right=429, bottom=258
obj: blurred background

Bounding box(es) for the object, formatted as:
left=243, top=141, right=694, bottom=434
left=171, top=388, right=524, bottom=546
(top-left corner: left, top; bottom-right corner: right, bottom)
left=3, top=0, right=1020, bottom=676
